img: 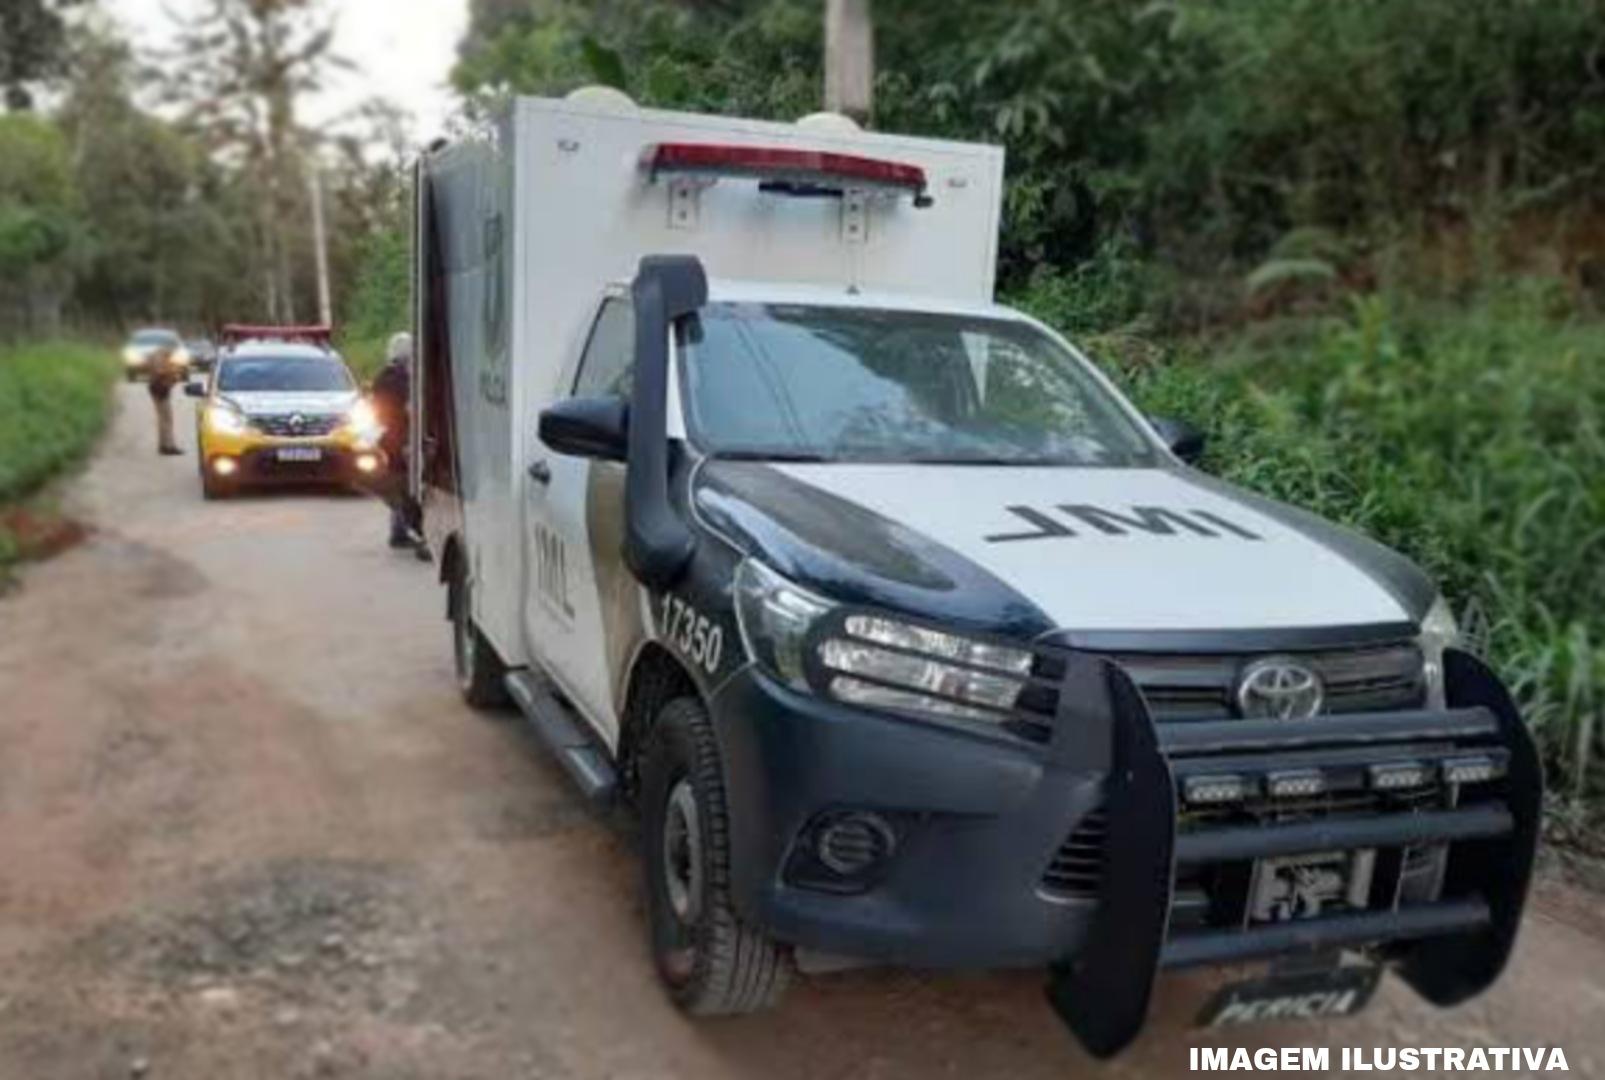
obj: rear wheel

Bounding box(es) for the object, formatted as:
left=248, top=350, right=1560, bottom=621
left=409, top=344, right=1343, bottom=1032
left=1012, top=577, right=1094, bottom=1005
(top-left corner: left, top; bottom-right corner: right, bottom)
left=451, top=563, right=509, bottom=709
left=641, top=696, right=791, bottom=1015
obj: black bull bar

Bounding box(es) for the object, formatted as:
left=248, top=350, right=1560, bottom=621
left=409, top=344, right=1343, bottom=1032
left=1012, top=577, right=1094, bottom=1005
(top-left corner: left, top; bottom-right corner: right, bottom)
left=1045, top=649, right=1542, bottom=1058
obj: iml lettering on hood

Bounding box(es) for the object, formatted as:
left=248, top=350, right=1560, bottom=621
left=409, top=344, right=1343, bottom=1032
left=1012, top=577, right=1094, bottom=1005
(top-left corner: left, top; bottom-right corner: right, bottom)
left=985, top=504, right=1265, bottom=543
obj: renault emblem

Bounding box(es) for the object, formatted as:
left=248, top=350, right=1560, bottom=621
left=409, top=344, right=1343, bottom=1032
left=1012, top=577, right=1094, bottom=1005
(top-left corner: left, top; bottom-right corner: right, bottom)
left=1236, top=657, right=1324, bottom=719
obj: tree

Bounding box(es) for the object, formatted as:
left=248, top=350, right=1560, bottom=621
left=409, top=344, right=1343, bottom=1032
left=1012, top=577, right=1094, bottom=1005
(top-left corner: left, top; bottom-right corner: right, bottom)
left=0, top=0, right=84, bottom=111
left=0, top=113, right=79, bottom=335
left=162, top=0, right=352, bottom=322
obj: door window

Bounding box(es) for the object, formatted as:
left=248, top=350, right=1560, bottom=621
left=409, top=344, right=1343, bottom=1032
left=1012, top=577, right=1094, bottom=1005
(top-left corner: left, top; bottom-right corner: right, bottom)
left=572, top=299, right=634, bottom=398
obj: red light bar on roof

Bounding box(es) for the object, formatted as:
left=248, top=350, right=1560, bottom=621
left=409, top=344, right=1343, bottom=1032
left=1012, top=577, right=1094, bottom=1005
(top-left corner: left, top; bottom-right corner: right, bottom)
left=221, top=323, right=334, bottom=346
left=644, top=143, right=931, bottom=206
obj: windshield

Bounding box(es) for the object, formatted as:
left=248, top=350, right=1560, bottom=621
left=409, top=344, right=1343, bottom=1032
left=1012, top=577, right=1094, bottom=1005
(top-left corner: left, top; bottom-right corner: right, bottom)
left=679, top=303, right=1158, bottom=466
left=218, top=356, right=353, bottom=393
left=132, top=329, right=180, bottom=346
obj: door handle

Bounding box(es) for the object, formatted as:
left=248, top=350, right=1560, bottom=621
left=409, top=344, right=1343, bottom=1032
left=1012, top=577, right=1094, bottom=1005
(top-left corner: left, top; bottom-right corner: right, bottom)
left=528, top=459, right=552, bottom=485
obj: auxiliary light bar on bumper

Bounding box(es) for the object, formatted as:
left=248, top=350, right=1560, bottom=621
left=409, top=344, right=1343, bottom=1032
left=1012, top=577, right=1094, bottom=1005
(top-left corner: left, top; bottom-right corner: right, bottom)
left=1045, top=649, right=1542, bottom=1058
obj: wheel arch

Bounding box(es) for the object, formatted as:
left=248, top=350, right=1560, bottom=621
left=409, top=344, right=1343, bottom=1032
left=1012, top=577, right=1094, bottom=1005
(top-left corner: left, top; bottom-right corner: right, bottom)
left=439, top=531, right=465, bottom=620
left=618, top=641, right=704, bottom=804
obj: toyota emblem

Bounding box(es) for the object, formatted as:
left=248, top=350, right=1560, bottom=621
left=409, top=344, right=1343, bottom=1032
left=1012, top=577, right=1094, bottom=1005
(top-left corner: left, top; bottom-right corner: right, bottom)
left=1235, top=657, right=1324, bottom=719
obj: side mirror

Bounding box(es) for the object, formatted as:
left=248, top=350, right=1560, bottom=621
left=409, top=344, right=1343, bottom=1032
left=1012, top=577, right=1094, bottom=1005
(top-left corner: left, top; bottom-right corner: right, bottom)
left=1149, top=416, right=1206, bottom=465
left=183, top=382, right=206, bottom=398
left=539, top=395, right=628, bottom=461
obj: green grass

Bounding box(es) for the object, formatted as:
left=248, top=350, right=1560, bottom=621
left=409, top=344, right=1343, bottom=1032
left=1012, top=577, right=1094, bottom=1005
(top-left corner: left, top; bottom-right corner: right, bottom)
left=0, top=341, right=119, bottom=575
left=1039, top=286, right=1605, bottom=809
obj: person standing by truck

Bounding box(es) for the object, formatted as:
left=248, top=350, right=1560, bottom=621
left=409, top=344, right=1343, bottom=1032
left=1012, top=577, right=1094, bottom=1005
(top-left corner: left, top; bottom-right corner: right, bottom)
left=370, top=332, right=424, bottom=552
left=146, top=339, right=185, bottom=456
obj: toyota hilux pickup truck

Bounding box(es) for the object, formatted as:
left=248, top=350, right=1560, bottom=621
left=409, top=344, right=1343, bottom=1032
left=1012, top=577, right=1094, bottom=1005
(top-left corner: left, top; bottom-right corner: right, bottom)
left=410, top=89, right=1540, bottom=1056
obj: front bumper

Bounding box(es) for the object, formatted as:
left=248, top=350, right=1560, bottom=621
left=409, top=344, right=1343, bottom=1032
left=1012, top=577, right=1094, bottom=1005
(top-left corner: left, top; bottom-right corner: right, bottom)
left=711, top=668, right=1107, bottom=968
left=711, top=648, right=1540, bottom=1056
left=203, top=441, right=384, bottom=485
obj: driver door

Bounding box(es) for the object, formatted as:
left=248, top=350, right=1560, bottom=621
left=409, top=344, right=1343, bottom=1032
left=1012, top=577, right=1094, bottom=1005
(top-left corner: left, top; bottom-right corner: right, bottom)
left=522, top=296, right=634, bottom=743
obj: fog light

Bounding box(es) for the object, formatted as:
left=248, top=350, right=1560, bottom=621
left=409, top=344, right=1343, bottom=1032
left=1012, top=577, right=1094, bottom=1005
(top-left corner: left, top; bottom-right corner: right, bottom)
left=1369, top=761, right=1433, bottom=791
left=355, top=453, right=379, bottom=474
left=1443, top=755, right=1505, bottom=785
left=1183, top=773, right=1255, bottom=805
left=1266, top=769, right=1327, bottom=798
left=815, top=813, right=896, bottom=876
left=212, top=457, right=238, bottom=476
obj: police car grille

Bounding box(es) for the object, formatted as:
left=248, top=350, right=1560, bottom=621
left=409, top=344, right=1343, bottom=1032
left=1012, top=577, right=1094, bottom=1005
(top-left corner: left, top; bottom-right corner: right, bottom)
left=1105, top=643, right=1425, bottom=721
left=253, top=414, right=341, bottom=437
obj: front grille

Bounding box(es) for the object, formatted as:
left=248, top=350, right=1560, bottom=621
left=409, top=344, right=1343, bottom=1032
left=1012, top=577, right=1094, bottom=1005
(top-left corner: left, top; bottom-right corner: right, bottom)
left=251, top=413, right=342, bottom=437
left=1041, top=809, right=1107, bottom=899
left=1107, top=643, right=1425, bottom=722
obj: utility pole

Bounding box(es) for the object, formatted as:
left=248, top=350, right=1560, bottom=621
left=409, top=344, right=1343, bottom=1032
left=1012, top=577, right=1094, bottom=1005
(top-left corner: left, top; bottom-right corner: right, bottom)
left=309, top=164, right=333, bottom=326
left=825, top=0, right=874, bottom=124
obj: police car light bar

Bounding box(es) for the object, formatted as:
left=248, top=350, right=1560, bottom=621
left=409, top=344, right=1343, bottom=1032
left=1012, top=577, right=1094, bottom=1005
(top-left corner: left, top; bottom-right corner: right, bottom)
left=643, top=143, right=932, bottom=206
left=220, top=323, right=334, bottom=347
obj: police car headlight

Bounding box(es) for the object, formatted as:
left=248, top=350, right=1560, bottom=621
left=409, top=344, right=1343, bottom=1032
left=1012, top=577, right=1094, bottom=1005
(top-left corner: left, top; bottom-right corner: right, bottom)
left=733, top=559, right=833, bottom=691
left=734, top=561, right=1035, bottom=724
left=1419, top=595, right=1460, bottom=709
left=207, top=403, right=250, bottom=436
left=821, top=615, right=1032, bottom=723
left=344, top=398, right=383, bottom=441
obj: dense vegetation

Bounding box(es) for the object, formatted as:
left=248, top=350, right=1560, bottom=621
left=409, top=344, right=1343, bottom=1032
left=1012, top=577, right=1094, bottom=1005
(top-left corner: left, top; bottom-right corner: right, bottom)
left=0, top=341, right=117, bottom=574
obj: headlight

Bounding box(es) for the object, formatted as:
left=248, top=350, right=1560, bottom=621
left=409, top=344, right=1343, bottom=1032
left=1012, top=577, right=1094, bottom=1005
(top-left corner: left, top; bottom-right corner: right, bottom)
left=172, top=348, right=190, bottom=366
left=123, top=347, right=144, bottom=365
left=207, top=403, right=250, bottom=435
left=733, top=559, right=1035, bottom=725
left=733, top=559, right=833, bottom=690
left=1419, top=595, right=1460, bottom=709
left=344, top=398, right=383, bottom=442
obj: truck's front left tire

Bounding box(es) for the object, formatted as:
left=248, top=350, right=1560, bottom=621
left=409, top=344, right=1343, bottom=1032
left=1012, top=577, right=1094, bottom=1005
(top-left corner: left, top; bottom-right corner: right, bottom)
left=641, top=696, right=791, bottom=1015
left=451, top=567, right=510, bottom=709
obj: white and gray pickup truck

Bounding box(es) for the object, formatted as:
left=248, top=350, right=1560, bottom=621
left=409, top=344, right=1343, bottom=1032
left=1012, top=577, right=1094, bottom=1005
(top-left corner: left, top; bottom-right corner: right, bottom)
left=411, top=90, right=1541, bottom=1056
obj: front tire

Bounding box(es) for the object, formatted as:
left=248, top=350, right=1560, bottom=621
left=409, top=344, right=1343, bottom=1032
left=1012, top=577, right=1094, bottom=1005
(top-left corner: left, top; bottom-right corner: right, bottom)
left=451, top=565, right=509, bottom=709
left=641, top=697, right=791, bottom=1015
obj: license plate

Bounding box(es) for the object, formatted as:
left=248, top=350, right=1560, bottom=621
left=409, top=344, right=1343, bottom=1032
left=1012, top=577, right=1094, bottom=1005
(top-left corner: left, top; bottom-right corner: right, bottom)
left=276, top=447, right=323, bottom=462
left=1197, top=964, right=1381, bottom=1028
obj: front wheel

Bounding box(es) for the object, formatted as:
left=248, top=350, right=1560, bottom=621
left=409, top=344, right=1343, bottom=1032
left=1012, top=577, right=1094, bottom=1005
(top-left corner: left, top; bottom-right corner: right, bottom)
left=641, top=697, right=791, bottom=1015
left=451, top=564, right=509, bottom=709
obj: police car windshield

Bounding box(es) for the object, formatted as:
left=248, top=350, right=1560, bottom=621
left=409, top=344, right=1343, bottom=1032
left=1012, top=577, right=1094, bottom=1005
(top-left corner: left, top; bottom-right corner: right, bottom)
left=218, top=355, right=353, bottom=393
left=680, top=303, right=1159, bottom=467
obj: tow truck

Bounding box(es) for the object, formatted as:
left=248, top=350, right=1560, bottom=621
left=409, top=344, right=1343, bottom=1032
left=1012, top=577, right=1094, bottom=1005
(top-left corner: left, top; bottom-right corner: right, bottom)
left=407, top=88, right=1540, bottom=1055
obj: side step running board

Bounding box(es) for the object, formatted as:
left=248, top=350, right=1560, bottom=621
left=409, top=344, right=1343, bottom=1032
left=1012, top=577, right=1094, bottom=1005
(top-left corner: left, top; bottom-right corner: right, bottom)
left=504, top=671, right=618, bottom=804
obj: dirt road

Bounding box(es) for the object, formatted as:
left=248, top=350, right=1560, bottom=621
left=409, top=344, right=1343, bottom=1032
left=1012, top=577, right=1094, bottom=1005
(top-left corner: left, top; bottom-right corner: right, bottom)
left=1, top=385, right=1603, bottom=1079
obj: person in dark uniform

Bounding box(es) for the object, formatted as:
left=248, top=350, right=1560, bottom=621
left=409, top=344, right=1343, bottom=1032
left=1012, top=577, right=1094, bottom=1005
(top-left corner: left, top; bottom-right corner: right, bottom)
left=370, top=332, right=425, bottom=552
left=148, top=342, right=186, bottom=455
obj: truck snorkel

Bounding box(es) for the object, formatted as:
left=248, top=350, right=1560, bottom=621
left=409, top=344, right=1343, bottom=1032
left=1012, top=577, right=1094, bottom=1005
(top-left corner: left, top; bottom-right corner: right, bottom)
left=625, top=254, right=706, bottom=589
